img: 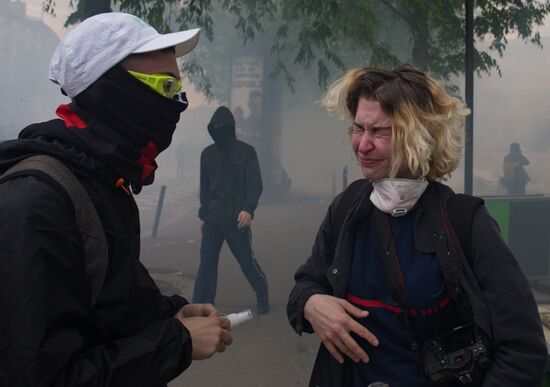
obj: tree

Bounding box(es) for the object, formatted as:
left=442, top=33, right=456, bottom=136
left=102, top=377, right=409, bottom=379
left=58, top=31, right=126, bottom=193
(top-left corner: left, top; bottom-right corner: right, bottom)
left=42, top=0, right=550, bottom=98
left=270, top=0, right=550, bottom=85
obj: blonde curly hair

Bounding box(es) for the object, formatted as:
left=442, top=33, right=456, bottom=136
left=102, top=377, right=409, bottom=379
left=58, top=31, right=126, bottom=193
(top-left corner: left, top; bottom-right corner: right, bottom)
left=322, top=65, right=470, bottom=180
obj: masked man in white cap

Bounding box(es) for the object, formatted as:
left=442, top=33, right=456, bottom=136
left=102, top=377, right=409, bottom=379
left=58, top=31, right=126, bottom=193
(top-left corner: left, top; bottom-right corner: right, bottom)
left=0, top=12, right=232, bottom=387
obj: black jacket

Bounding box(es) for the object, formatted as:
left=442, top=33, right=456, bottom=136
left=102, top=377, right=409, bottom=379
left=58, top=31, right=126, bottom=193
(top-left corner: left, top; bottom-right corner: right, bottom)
left=287, top=179, right=547, bottom=387
left=0, top=117, right=192, bottom=386
left=198, top=141, right=262, bottom=225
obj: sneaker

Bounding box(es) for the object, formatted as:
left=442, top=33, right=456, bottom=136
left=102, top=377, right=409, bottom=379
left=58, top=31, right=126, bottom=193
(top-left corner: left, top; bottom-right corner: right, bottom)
left=256, top=291, right=269, bottom=315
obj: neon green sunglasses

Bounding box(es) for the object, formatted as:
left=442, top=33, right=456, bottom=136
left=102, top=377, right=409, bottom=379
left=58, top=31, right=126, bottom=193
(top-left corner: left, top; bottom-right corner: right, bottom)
left=128, top=70, right=183, bottom=98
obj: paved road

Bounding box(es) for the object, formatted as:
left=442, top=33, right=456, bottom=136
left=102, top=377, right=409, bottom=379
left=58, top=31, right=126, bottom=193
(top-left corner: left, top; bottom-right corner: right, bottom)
left=136, top=173, right=331, bottom=386
left=136, top=173, right=550, bottom=386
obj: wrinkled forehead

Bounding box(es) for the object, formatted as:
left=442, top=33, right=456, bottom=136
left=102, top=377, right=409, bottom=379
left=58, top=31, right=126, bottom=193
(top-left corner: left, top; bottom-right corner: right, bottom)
left=354, top=98, right=392, bottom=127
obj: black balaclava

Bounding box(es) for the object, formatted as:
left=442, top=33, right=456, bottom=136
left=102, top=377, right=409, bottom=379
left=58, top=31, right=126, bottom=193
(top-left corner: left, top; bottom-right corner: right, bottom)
left=70, top=65, right=188, bottom=191
left=207, top=106, right=236, bottom=150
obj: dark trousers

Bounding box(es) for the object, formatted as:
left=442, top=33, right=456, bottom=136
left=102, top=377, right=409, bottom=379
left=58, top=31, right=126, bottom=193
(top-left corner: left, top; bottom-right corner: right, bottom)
left=192, top=222, right=268, bottom=304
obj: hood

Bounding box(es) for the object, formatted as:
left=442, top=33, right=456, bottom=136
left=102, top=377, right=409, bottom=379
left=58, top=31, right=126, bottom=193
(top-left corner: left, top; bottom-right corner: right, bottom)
left=207, top=106, right=236, bottom=150
left=0, top=118, right=117, bottom=186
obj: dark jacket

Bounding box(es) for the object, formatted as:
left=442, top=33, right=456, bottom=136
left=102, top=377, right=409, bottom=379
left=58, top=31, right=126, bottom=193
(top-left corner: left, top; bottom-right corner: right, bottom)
left=503, top=149, right=530, bottom=194
left=287, top=179, right=547, bottom=387
left=198, top=107, right=262, bottom=225
left=0, top=117, right=192, bottom=386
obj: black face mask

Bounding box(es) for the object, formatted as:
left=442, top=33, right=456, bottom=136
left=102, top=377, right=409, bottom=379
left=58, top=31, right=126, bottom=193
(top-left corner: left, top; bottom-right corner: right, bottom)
left=207, top=106, right=237, bottom=150
left=72, top=65, right=189, bottom=188
left=208, top=124, right=237, bottom=149
left=76, top=65, right=188, bottom=153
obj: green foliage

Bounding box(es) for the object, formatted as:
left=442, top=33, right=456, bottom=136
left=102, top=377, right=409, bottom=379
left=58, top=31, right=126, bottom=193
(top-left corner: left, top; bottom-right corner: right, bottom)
left=42, top=0, right=550, bottom=99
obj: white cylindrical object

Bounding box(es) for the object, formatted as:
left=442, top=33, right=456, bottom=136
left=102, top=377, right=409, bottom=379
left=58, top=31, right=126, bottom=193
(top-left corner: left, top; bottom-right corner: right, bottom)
left=226, top=309, right=254, bottom=328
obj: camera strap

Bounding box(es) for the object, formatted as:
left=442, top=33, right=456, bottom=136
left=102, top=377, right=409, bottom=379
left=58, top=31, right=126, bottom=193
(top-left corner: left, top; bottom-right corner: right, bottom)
left=419, top=186, right=474, bottom=323
left=373, top=184, right=475, bottom=367
left=373, top=208, right=423, bottom=368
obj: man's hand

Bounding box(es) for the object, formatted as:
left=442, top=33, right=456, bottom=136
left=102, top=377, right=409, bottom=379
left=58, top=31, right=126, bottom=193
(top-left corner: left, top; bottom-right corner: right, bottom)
left=199, top=220, right=205, bottom=232
left=175, top=305, right=233, bottom=360
left=180, top=303, right=218, bottom=318
left=236, top=211, right=252, bottom=229
left=304, top=294, right=378, bottom=364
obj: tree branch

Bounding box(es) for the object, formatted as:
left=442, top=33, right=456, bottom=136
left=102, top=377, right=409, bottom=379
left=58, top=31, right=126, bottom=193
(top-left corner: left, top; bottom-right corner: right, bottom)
left=378, top=0, right=410, bottom=23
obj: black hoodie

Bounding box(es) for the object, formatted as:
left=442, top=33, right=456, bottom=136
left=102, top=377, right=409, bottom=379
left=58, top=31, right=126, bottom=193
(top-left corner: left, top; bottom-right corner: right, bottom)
left=0, top=70, right=192, bottom=386
left=199, top=106, right=263, bottom=225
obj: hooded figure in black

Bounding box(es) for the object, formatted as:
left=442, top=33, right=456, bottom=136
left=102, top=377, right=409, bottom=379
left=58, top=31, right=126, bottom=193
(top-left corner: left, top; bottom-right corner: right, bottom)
left=193, top=106, right=269, bottom=314
left=501, top=142, right=530, bottom=195
left=0, top=12, right=232, bottom=387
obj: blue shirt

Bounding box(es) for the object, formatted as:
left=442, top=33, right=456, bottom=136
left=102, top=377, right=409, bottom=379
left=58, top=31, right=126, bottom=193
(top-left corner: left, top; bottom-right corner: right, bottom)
left=348, top=211, right=458, bottom=387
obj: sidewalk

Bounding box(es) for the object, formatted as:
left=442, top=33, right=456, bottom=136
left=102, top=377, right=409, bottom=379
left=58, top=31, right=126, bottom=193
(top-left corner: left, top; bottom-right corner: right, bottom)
left=138, top=187, right=331, bottom=387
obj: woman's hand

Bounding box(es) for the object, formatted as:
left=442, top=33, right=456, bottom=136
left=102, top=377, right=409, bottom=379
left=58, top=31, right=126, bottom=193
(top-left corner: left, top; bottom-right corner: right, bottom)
left=304, top=294, right=378, bottom=364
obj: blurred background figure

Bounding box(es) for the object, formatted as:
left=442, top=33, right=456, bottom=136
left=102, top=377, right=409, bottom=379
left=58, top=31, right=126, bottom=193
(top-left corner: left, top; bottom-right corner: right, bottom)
left=501, top=142, right=530, bottom=195
left=193, top=106, right=269, bottom=314
left=237, top=90, right=262, bottom=149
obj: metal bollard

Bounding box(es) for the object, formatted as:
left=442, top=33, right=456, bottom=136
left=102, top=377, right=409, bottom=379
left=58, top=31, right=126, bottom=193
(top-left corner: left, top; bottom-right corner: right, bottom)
left=152, top=185, right=167, bottom=238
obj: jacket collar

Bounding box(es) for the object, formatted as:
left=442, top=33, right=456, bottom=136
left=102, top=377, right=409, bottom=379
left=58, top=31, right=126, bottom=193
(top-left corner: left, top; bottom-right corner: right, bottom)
left=344, top=180, right=450, bottom=253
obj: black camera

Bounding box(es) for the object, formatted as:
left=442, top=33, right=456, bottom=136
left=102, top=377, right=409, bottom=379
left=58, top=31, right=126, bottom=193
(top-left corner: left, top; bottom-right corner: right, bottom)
left=422, top=324, right=490, bottom=385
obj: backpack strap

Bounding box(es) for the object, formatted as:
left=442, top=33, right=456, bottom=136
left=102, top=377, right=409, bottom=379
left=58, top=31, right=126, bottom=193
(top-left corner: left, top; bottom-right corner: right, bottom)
left=0, top=155, right=108, bottom=306
left=446, top=193, right=484, bottom=266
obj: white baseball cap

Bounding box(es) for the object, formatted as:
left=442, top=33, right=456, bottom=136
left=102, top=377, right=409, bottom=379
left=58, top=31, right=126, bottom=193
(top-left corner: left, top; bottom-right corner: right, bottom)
left=49, top=12, right=201, bottom=98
